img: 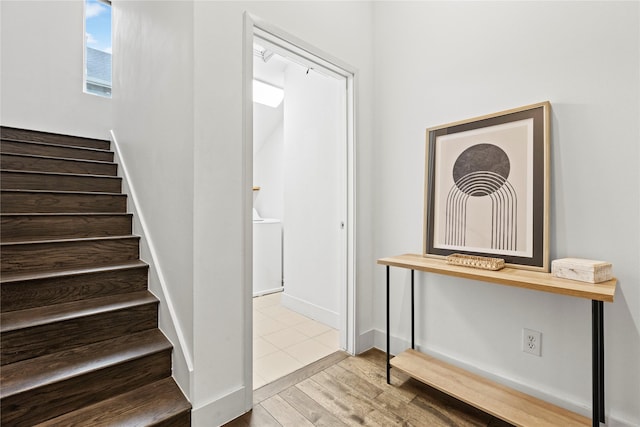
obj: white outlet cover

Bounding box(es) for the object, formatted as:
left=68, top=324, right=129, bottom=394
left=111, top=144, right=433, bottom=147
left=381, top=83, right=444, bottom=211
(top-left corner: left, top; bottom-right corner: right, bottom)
left=523, top=328, right=542, bottom=356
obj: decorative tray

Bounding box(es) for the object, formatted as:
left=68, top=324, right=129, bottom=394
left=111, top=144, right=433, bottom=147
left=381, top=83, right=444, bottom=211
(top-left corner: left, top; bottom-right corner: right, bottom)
left=446, top=254, right=505, bottom=271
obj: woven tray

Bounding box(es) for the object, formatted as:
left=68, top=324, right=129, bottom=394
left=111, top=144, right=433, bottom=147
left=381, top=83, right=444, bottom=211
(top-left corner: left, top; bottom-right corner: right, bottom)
left=446, top=254, right=505, bottom=271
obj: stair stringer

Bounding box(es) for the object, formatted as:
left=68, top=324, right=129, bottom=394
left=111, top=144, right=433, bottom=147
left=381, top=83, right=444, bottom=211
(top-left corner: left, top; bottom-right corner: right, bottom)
left=110, top=130, right=193, bottom=397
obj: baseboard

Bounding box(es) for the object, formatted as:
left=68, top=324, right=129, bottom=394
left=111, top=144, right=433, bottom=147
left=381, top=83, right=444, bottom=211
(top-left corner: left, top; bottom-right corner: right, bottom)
left=607, top=418, right=640, bottom=427
left=253, top=287, right=283, bottom=298
left=371, top=328, right=637, bottom=426
left=356, top=329, right=375, bottom=354
left=372, top=327, right=413, bottom=357
left=191, top=385, right=247, bottom=427
left=281, top=292, right=339, bottom=329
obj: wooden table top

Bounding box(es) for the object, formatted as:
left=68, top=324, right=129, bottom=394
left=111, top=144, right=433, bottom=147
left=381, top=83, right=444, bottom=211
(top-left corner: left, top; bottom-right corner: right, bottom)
left=378, top=254, right=616, bottom=302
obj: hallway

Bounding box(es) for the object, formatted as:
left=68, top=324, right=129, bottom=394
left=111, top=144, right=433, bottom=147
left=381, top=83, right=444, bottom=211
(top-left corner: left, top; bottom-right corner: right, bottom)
left=228, top=349, right=513, bottom=427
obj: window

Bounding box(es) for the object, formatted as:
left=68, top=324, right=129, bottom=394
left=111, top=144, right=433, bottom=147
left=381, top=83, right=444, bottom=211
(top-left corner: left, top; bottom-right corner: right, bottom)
left=84, top=0, right=112, bottom=97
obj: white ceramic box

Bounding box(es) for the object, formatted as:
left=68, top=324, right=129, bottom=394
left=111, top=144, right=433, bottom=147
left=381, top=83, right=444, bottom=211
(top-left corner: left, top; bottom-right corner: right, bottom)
left=551, top=258, right=613, bottom=283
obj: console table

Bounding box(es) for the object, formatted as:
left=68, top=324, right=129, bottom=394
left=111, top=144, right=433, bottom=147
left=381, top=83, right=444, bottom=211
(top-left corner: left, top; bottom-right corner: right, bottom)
left=378, top=253, right=617, bottom=427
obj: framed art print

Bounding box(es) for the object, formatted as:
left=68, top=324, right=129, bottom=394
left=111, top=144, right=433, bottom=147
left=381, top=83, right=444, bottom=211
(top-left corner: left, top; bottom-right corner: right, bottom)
left=423, top=102, right=550, bottom=271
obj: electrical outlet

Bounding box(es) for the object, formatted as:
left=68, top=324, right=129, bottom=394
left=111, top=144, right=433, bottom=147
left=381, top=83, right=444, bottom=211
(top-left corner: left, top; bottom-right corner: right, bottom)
left=522, top=328, right=542, bottom=356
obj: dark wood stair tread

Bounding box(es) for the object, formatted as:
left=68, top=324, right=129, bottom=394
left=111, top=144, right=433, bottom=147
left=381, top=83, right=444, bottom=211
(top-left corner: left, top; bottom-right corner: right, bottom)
left=0, top=212, right=132, bottom=217
left=0, top=328, right=171, bottom=399
left=1, top=169, right=122, bottom=181
left=34, top=377, right=191, bottom=426
left=1, top=138, right=112, bottom=155
left=1, top=153, right=117, bottom=176
left=0, top=213, right=134, bottom=242
left=1, top=234, right=139, bottom=247
left=0, top=152, right=116, bottom=167
left=0, top=290, right=156, bottom=333
left=1, top=188, right=124, bottom=196
left=1, top=170, right=122, bottom=193
left=0, top=127, right=111, bottom=150
left=1, top=189, right=128, bottom=214
left=1, top=139, right=114, bottom=162
left=1, top=236, right=140, bottom=273
left=0, top=260, right=147, bottom=284
left=0, top=151, right=115, bottom=162
left=0, top=261, right=149, bottom=313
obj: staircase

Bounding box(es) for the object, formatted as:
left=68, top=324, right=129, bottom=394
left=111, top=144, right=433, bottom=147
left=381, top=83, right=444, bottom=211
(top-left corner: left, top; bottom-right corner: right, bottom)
left=0, top=126, right=191, bottom=426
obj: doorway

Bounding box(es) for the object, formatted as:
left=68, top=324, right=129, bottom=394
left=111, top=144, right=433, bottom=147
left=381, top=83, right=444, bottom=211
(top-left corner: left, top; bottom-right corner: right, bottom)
left=243, top=14, right=357, bottom=399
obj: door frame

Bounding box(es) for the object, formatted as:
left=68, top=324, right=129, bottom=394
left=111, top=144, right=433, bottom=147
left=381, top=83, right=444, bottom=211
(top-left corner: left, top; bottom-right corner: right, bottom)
left=242, top=12, right=358, bottom=408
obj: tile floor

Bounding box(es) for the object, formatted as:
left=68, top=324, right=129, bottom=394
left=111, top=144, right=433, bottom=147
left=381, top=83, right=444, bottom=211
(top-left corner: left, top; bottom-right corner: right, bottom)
left=253, top=292, right=339, bottom=389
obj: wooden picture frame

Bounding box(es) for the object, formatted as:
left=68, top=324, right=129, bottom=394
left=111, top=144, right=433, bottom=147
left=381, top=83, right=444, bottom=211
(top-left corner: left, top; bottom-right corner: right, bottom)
left=423, top=102, right=550, bottom=272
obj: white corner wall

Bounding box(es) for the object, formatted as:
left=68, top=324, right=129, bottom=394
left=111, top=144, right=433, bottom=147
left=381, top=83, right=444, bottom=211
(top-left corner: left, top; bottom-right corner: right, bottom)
left=372, top=2, right=640, bottom=425
left=0, top=0, right=111, bottom=139
left=193, top=2, right=374, bottom=424
left=111, top=0, right=195, bottom=395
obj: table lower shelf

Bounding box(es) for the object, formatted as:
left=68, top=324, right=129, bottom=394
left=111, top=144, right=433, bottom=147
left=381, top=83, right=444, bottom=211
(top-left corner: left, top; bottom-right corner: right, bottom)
left=390, top=349, right=590, bottom=427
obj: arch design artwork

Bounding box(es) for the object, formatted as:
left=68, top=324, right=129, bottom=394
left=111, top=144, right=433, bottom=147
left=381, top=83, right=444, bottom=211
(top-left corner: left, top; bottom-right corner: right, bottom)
left=445, top=143, right=518, bottom=250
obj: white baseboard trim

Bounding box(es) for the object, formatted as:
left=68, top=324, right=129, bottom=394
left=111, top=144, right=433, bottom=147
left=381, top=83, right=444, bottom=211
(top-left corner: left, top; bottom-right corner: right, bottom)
left=371, top=329, right=636, bottom=427
left=281, top=293, right=339, bottom=329
left=605, top=418, right=638, bottom=427
left=607, top=417, right=640, bottom=427
left=253, top=287, right=283, bottom=298
left=191, top=386, right=247, bottom=427
left=356, top=329, right=375, bottom=354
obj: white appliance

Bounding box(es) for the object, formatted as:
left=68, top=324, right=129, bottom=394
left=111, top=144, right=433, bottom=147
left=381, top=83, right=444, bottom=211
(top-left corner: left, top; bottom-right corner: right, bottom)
left=253, top=209, right=282, bottom=296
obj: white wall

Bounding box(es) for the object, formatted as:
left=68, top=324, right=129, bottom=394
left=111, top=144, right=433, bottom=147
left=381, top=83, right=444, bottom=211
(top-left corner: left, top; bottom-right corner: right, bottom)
left=111, top=0, right=195, bottom=394
left=281, top=62, right=344, bottom=328
left=193, top=2, right=374, bottom=424
left=0, top=1, right=111, bottom=139
left=372, top=2, right=640, bottom=425
left=253, top=104, right=284, bottom=220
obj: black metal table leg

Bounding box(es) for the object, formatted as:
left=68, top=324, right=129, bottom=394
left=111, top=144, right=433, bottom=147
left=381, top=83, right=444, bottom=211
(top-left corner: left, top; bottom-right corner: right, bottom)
left=411, top=269, right=415, bottom=350
left=598, top=301, right=605, bottom=423
left=592, top=300, right=604, bottom=426
left=386, top=266, right=391, bottom=384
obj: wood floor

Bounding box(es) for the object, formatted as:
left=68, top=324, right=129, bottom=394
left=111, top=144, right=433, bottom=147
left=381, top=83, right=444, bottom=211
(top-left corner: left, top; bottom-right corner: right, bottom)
left=225, top=349, right=513, bottom=427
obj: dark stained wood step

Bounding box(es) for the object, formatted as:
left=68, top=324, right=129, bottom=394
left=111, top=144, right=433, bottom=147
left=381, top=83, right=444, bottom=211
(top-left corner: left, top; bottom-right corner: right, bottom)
left=1, top=139, right=113, bottom=162
left=0, top=127, right=191, bottom=425
left=0, top=126, right=111, bottom=150
left=1, top=236, right=140, bottom=274
left=0, top=290, right=158, bottom=365
left=0, top=261, right=148, bottom=312
left=1, top=190, right=127, bottom=213
left=1, top=153, right=117, bottom=176
left=0, top=329, right=172, bottom=426
left=0, top=213, right=132, bottom=242
left=1, top=170, right=122, bottom=193
left=34, top=377, right=191, bottom=427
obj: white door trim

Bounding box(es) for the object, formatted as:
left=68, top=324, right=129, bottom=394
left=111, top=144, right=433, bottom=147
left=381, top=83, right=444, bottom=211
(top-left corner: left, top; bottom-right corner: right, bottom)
left=242, top=12, right=358, bottom=410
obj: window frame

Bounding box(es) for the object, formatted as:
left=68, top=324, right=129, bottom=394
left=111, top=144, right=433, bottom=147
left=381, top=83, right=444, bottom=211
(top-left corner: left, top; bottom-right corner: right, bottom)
left=83, top=0, right=112, bottom=98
